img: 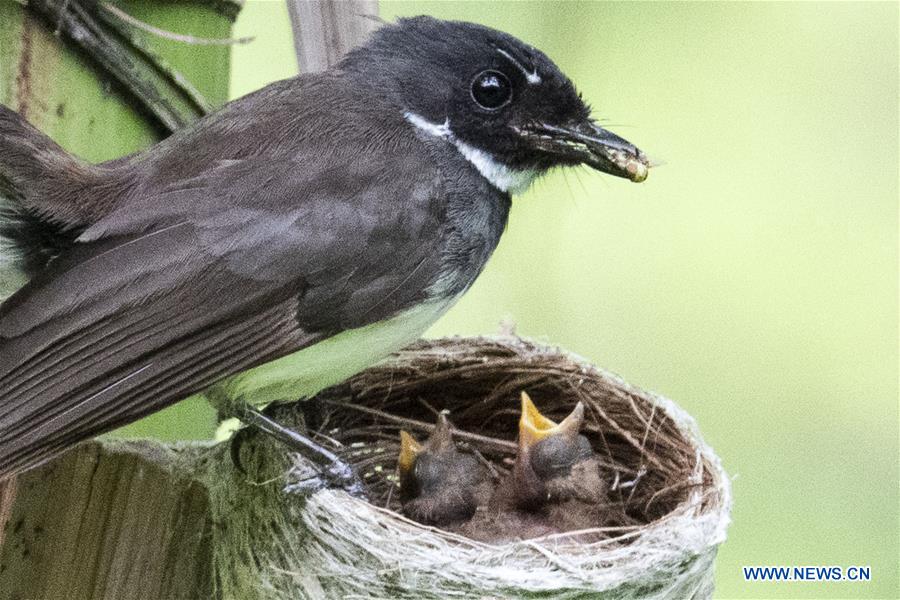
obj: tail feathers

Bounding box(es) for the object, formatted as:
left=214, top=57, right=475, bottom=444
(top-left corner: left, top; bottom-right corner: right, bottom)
left=0, top=105, right=95, bottom=293
left=0, top=104, right=80, bottom=206
left=1, top=198, right=79, bottom=295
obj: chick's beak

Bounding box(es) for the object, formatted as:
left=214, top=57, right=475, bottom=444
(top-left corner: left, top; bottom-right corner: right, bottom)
left=398, top=430, right=422, bottom=476
left=399, top=413, right=457, bottom=476
left=427, top=412, right=455, bottom=454
left=517, top=120, right=651, bottom=182
left=518, top=392, right=585, bottom=453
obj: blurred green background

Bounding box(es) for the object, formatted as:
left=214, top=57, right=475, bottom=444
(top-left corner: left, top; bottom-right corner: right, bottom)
left=119, top=1, right=898, bottom=598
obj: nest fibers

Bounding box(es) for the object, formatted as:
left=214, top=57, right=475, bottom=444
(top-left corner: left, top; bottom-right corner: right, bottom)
left=205, top=337, right=732, bottom=600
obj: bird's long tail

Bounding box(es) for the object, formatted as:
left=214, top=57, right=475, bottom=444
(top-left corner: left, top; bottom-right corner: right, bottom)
left=0, top=105, right=92, bottom=299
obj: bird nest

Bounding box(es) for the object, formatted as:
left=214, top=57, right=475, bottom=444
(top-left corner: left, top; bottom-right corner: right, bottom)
left=210, top=336, right=731, bottom=599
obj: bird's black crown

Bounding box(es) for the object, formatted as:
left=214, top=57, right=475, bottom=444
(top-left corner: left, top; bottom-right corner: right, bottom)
left=341, top=16, right=648, bottom=181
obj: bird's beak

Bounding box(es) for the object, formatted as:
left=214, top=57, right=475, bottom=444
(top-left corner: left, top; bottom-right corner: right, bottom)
left=399, top=413, right=456, bottom=475
left=398, top=430, right=423, bottom=476
left=518, top=391, right=585, bottom=453
left=427, top=412, right=455, bottom=454
left=517, top=120, right=650, bottom=182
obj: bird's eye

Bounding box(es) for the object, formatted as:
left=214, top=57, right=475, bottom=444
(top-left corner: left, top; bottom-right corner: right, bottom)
left=470, top=70, right=512, bottom=110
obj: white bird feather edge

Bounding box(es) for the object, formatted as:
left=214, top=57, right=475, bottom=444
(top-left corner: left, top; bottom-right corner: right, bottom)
left=0, top=192, right=28, bottom=302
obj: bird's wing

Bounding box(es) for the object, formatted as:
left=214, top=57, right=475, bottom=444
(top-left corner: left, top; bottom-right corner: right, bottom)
left=0, top=152, right=445, bottom=476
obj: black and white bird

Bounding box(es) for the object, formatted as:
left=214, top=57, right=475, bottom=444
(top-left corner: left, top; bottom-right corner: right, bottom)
left=0, top=16, right=649, bottom=484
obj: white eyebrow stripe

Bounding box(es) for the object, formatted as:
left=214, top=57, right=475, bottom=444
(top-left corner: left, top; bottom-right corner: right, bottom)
left=496, top=48, right=541, bottom=84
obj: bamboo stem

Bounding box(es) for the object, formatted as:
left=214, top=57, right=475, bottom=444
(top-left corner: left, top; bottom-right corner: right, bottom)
left=286, top=0, right=379, bottom=73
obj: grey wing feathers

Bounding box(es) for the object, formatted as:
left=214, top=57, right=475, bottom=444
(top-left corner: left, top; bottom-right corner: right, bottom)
left=0, top=301, right=308, bottom=475
left=0, top=224, right=315, bottom=476
left=0, top=148, right=444, bottom=478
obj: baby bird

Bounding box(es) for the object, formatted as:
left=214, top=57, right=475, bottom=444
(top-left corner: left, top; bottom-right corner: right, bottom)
left=398, top=413, right=488, bottom=526
left=507, top=392, right=606, bottom=511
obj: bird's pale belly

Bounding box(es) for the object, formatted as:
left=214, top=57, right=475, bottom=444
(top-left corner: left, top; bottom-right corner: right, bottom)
left=205, top=297, right=457, bottom=410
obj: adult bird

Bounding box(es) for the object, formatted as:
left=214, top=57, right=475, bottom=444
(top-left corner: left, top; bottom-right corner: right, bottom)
left=0, top=16, right=649, bottom=485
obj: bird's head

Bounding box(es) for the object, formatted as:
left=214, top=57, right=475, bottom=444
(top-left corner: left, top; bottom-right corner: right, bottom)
left=398, top=413, right=484, bottom=524
left=340, top=16, right=650, bottom=194
left=398, top=412, right=458, bottom=497
left=514, top=392, right=594, bottom=508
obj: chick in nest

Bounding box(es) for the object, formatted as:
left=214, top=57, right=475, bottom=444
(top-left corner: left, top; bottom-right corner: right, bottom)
left=494, top=392, right=607, bottom=512
left=397, top=413, right=490, bottom=526
left=455, top=393, right=609, bottom=542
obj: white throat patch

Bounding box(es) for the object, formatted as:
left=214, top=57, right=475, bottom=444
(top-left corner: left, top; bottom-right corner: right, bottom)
left=404, top=112, right=538, bottom=196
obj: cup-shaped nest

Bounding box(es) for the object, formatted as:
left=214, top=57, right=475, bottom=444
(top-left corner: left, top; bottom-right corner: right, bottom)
left=215, top=337, right=731, bottom=600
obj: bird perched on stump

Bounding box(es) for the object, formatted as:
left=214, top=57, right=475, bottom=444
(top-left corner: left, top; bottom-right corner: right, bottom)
left=398, top=413, right=488, bottom=526
left=0, top=16, right=649, bottom=486
left=497, top=392, right=606, bottom=511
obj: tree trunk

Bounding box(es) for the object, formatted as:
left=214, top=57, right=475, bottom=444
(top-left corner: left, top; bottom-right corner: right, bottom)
left=0, top=441, right=217, bottom=599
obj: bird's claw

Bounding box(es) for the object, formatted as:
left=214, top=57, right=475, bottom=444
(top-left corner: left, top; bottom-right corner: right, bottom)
left=285, top=460, right=367, bottom=499
left=229, top=403, right=367, bottom=499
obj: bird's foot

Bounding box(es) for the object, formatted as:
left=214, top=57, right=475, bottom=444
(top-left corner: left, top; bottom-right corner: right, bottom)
left=284, top=460, right=366, bottom=498
left=230, top=404, right=366, bottom=499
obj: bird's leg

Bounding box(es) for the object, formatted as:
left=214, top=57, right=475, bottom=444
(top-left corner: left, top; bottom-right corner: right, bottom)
left=230, top=403, right=365, bottom=499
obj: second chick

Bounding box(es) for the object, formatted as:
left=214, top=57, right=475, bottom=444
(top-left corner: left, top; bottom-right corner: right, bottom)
left=398, top=413, right=489, bottom=526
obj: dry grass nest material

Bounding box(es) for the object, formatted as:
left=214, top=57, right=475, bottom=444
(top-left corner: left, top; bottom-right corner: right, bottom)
left=270, top=336, right=731, bottom=599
